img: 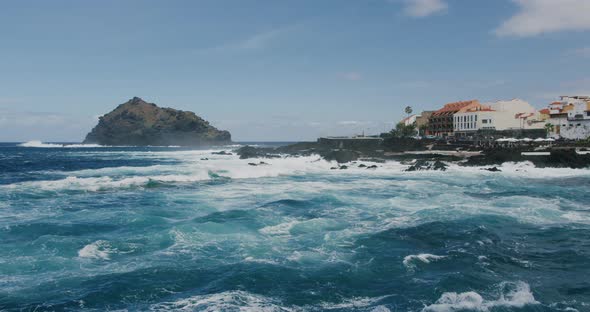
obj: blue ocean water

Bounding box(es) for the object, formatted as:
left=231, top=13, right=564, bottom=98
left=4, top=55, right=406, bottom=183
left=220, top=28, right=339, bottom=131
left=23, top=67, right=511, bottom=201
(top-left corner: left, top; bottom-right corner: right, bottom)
left=1, top=142, right=589, bottom=312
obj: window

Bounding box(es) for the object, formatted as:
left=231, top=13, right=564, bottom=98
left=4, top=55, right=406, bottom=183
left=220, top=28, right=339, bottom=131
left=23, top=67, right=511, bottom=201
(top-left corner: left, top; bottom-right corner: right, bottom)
left=482, top=119, right=488, bottom=124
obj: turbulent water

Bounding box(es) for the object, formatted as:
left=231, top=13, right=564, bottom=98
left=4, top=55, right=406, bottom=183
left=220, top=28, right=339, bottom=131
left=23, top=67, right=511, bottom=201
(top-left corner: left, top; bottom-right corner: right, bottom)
left=1, top=142, right=589, bottom=312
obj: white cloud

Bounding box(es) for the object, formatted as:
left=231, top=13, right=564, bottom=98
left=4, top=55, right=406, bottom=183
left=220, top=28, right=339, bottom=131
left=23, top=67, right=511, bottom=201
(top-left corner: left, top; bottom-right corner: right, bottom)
left=495, top=0, right=590, bottom=37
left=403, top=0, right=448, bottom=18
left=202, top=24, right=300, bottom=53
left=233, top=28, right=287, bottom=51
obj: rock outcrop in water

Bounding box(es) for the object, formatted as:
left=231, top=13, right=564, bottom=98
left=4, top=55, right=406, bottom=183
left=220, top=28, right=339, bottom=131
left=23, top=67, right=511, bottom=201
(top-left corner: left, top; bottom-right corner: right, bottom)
left=83, top=97, right=231, bottom=146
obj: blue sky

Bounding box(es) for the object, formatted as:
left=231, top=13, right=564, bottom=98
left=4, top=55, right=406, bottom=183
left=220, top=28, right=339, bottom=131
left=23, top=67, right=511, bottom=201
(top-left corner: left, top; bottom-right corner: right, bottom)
left=1, top=0, right=589, bottom=141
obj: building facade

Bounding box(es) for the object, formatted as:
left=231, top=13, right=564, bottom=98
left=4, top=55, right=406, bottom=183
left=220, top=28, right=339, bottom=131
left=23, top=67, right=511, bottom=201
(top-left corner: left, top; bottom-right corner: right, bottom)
left=399, top=111, right=434, bottom=136
left=428, top=100, right=480, bottom=137
left=415, top=111, right=434, bottom=134
left=547, top=96, right=590, bottom=139
left=453, top=99, right=543, bottom=137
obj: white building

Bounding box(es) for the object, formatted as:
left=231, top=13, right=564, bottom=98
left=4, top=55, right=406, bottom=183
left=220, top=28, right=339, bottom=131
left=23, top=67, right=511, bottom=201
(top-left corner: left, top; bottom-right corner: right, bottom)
left=400, top=114, right=418, bottom=127
left=547, top=96, right=590, bottom=139
left=453, top=99, right=543, bottom=135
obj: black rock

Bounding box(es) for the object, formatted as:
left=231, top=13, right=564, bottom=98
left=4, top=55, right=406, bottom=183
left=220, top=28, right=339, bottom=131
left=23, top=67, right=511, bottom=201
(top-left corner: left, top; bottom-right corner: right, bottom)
left=248, top=161, right=270, bottom=166
left=339, top=165, right=348, bottom=170
left=406, top=160, right=448, bottom=172
left=358, top=164, right=367, bottom=168
left=483, top=167, right=501, bottom=172
left=236, top=146, right=281, bottom=159
left=321, top=150, right=360, bottom=163
left=432, top=161, right=448, bottom=171
left=366, top=165, right=378, bottom=169
left=212, top=151, right=233, bottom=155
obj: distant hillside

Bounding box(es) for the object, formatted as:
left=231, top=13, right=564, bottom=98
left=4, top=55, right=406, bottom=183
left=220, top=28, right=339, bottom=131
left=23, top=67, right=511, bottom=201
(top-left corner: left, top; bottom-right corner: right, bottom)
left=83, top=97, right=231, bottom=146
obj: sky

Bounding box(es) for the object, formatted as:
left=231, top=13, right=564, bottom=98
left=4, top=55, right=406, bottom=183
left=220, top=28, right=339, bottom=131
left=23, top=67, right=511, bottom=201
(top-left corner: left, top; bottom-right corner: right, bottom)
left=1, top=0, right=589, bottom=142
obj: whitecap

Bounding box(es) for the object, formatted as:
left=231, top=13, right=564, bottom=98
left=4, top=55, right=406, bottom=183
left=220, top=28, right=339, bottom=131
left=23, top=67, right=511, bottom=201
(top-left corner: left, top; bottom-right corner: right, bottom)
left=149, top=290, right=295, bottom=312
left=18, top=140, right=104, bottom=148
left=78, top=240, right=114, bottom=260
left=422, top=281, right=538, bottom=312
left=403, top=254, right=446, bottom=271
left=259, top=220, right=302, bottom=236
left=319, top=295, right=390, bottom=310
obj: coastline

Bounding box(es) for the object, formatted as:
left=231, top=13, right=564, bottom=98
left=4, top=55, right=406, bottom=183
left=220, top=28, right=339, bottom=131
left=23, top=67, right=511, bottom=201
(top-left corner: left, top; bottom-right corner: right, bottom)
left=233, top=139, right=590, bottom=170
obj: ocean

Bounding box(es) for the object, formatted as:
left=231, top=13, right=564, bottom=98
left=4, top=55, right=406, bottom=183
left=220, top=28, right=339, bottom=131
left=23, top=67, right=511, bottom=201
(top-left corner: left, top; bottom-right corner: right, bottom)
left=1, top=142, right=589, bottom=312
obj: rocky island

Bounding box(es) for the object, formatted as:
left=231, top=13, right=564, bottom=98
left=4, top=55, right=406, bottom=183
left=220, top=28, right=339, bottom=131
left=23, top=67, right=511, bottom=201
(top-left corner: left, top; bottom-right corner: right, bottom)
left=83, top=97, right=231, bottom=146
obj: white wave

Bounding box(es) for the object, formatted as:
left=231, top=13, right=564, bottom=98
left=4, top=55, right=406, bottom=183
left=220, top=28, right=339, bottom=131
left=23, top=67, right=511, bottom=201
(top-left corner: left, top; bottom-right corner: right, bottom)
left=18, top=140, right=104, bottom=148
left=78, top=240, right=114, bottom=260
left=18, top=140, right=62, bottom=148
left=319, top=295, right=390, bottom=310
left=3, top=155, right=337, bottom=192
left=5, top=172, right=213, bottom=192
left=259, top=220, right=302, bottom=236
left=445, top=161, right=590, bottom=178
left=150, top=291, right=392, bottom=312
left=243, top=256, right=279, bottom=265
left=403, top=254, right=446, bottom=271
left=422, top=281, right=538, bottom=312
left=149, top=290, right=295, bottom=312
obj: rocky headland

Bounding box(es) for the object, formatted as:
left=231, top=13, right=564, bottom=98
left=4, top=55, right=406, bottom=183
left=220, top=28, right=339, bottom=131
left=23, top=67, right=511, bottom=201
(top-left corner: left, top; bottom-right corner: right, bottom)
left=84, top=97, right=231, bottom=146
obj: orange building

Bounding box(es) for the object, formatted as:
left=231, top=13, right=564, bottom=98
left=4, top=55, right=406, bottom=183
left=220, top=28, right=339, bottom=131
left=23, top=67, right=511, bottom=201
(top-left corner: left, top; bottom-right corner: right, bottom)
left=427, top=100, right=481, bottom=137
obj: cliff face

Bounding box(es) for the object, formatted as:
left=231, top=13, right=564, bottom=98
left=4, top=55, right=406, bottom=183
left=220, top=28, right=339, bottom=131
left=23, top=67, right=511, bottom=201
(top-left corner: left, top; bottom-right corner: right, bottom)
left=83, top=97, right=231, bottom=146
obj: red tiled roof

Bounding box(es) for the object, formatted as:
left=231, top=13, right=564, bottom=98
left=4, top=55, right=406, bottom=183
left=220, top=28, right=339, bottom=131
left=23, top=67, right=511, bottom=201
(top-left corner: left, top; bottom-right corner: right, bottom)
left=432, top=100, right=480, bottom=116
left=539, top=108, right=550, bottom=114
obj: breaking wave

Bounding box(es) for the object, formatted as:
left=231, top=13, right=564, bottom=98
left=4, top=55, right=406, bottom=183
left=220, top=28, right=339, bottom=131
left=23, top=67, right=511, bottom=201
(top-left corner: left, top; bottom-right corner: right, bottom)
left=422, top=281, right=539, bottom=312
left=18, top=140, right=104, bottom=148
left=403, top=253, right=446, bottom=271
left=149, top=290, right=292, bottom=312
left=78, top=240, right=115, bottom=260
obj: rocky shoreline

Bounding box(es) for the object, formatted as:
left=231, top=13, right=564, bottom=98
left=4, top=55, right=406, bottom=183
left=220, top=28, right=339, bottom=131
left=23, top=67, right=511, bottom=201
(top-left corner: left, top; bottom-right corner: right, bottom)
left=233, top=139, right=590, bottom=170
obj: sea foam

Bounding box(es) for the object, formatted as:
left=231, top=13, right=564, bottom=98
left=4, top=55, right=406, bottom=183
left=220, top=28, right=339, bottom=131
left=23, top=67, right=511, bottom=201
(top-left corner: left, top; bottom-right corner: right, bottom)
left=18, top=140, right=104, bottom=148
left=78, top=240, right=114, bottom=260
left=403, top=254, right=446, bottom=271
left=149, top=290, right=293, bottom=312
left=422, top=281, right=538, bottom=312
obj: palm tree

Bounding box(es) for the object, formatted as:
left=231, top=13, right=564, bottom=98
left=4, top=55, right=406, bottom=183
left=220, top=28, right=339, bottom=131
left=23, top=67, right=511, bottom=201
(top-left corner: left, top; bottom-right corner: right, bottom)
left=405, top=106, right=413, bottom=117
left=544, top=123, right=554, bottom=137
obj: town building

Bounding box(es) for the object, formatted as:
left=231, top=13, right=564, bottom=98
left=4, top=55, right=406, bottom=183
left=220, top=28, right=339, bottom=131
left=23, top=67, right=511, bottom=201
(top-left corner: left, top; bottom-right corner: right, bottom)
left=399, top=111, right=434, bottom=136
left=428, top=100, right=481, bottom=137
left=547, top=96, right=590, bottom=139
left=453, top=99, right=543, bottom=137
left=538, top=108, right=550, bottom=122
left=415, top=111, right=434, bottom=134
left=400, top=114, right=418, bottom=127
